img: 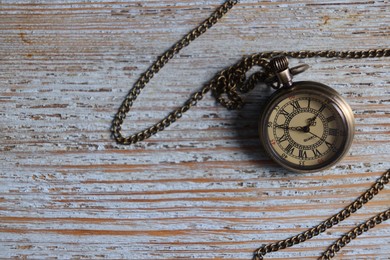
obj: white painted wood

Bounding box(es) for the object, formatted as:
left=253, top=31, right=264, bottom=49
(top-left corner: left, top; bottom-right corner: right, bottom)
left=0, top=1, right=389, bottom=259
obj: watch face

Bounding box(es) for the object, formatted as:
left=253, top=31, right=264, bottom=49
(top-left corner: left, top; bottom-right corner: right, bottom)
left=259, top=81, right=355, bottom=173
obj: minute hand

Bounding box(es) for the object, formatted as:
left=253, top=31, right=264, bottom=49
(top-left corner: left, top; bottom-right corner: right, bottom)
left=307, top=114, right=319, bottom=127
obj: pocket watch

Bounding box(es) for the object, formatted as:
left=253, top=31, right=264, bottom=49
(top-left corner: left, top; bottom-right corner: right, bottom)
left=259, top=56, right=355, bottom=173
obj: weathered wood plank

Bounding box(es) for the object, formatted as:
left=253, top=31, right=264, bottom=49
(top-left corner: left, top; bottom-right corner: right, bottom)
left=0, top=1, right=389, bottom=259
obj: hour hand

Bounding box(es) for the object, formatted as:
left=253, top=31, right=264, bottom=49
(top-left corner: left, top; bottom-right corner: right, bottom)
left=289, top=126, right=305, bottom=132
left=275, top=124, right=307, bottom=132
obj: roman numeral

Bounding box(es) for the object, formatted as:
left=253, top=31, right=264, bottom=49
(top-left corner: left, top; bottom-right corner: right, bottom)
left=318, top=104, right=326, bottom=113
left=285, top=143, right=295, bottom=155
left=329, top=128, right=339, bottom=136
left=279, top=109, right=289, bottom=117
left=325, top=141, right=337, bottom=152
left=291, top=100, right=301, bottom=111
left=325, top=141, right=333, bottom=148
left=278, top=134, right=288, bottom=143
left=299, top=149, right=308, bottom=159
left=312, top=149, right=322, bottom=157
left=307, top=99, right=311, bottom=108
left=275, top=123, right=287, bottom=129
left=327, top=116, right=336, bottom=122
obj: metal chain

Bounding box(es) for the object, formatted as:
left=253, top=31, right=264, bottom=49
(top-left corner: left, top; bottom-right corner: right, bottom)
left=110, top=0, right=389, bottom=145
left=111, top=0, right=240, bottom=145
left=253, top=169, right=390, bottom=260
left=321, top=208, right=390, bottom=259
left=111, top=1, right=390, bottom=259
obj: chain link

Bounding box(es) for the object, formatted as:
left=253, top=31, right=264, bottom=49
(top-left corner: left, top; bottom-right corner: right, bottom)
left=110, top=1, right=390, bottom=258
left=253, top=169, right=390, bottom=260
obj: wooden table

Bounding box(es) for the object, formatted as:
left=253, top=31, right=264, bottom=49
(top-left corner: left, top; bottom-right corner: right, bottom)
left=1, top=1, right=389, bottom=259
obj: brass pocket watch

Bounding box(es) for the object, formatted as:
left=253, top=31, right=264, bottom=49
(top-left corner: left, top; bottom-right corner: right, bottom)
left=259, top=57, right=355, bottom=173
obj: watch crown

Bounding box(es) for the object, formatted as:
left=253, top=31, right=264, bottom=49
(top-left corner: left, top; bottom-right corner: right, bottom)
left=267, top=56, right=309, bottom=89
left=269, top=56, right=293, bottom=88
left=269, top=56, right=289, bottom=73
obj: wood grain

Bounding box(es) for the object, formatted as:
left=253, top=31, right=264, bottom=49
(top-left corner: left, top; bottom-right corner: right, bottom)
left=0, top=1, right=389, bottom=259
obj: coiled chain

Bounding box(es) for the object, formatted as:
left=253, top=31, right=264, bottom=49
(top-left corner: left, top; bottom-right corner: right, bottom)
left=110, top=1, right=390, bottom=259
